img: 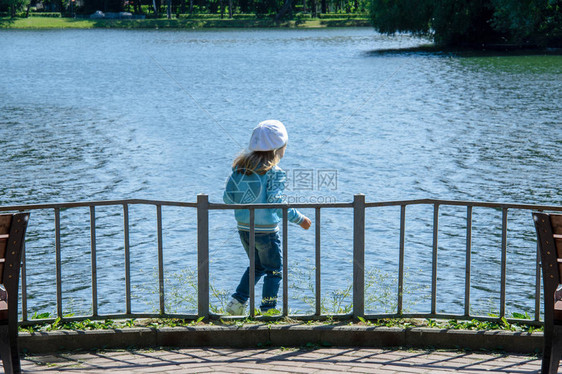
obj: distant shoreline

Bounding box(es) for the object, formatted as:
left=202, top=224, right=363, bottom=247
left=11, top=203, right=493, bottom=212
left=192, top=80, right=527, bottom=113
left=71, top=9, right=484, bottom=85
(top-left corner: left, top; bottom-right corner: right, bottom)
left=0, top=16, right=372, bottom=29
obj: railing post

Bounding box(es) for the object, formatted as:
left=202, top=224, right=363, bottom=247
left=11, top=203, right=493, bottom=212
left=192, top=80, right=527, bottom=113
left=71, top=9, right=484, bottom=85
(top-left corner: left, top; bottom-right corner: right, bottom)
left=249, top=208, right=255, bottom=317
left=21, top=241, right=27, bottom=322
left=55, top=207, right=63, bottom=318
left=197, top=194, right=210, bottom=320
left=500, top=207, right=508, bottom=318
left=535, top=241, right=541, bottom=322
left=353, top=194, right=365, bottom=319
left=431, top=203, right=439, bottom=315
left=464, top=205, right=472, bottom=317
left=123, top=203, right=131, bottom=315
left=157, top=204, right=165, bottom=315
left=90, top=206, right=98, bottom=317
left=397, top=205, right=406, bottom=315
left=282, top=208, right=289, bottom=317
left=315, top=207, right=321, bottom=316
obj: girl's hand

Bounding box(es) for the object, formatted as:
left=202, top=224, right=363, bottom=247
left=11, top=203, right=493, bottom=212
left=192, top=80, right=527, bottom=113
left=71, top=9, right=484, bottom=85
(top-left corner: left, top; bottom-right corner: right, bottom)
left=300, top=217, right=312, bottom=230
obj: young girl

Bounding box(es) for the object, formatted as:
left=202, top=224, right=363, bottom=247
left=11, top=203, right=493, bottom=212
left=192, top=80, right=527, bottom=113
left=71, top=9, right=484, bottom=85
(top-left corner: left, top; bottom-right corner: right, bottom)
left=223, top=120, right=311, bottom=315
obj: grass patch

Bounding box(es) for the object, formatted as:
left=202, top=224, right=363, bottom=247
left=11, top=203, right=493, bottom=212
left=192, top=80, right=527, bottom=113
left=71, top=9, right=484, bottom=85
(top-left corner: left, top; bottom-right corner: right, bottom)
left=0, top=17, right=97, bottom=28
left=0, top=15, right=371, bottom=29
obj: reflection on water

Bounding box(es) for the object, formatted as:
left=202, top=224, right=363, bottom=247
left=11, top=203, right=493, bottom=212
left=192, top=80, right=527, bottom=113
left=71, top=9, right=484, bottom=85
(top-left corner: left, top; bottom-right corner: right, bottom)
left=1, top=29, right=561, bottom=317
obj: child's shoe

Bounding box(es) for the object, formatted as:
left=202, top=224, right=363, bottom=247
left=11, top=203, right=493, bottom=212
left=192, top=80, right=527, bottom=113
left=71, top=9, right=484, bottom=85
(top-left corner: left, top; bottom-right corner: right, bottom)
left=226, top=298, right=246, bottom=315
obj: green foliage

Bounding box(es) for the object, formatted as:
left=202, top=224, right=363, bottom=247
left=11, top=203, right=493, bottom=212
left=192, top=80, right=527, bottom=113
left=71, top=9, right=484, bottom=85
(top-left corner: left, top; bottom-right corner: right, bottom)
left=81, top=0, right=124, bottom=14
left=317, top=12, right=368, bottom=18
left=29, top=12, right=62, bottom=17
left=356, top=315, right=542, bottom=332
left=209, top=284, right=230, bottom=314
left=370, top=0, right=432, bottom=35
left=491, top=0, right=562, bottom=46
left=430, top=0, right=497, bottom=46
left=31, top=311, right=52, bottom=320
left=0, top=0, right=28, bottom=17
left=511, top=311, right=530, bottom=320
left=365, top=267, right=428, bottom=314
left=136, top=268, right=198, bottom=314
left=289, top=262, right=426, bottom=315
left=369, top=0, right=562, bottom=46
left=289, top=260, right=353, bottom=314
left=177, top=12, right=225, bottom=18
left=19, top=313, right=542, bottom=333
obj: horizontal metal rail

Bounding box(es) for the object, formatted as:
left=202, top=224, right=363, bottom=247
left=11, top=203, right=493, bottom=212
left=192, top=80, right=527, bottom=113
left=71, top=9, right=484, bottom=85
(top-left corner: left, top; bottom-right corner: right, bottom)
left=2, top=197, right=561, bottom=212
left=366, top=199, right=562, bottom=211
left=0, top=199, right=198, bottom=212
left=7, top=195, right=562, bottom=326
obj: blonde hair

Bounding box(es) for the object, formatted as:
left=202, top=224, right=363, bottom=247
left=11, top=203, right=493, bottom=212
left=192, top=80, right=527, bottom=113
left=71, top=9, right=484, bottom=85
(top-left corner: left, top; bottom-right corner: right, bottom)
left=233, top=145, right=286, bottom=175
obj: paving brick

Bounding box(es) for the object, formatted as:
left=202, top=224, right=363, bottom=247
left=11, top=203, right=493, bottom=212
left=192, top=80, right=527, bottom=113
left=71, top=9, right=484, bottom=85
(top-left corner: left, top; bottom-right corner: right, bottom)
left=174, top=368, right=217, bottom=374
left=392, top=365, right=442, bottom=373
left=177, top=363, right=224, bottom=372
left=266, top=364, right=320, bottom=373
left=346, top=361, right=388, bottom=370
left=301, top=361, right=352, bottom=371
left=356, top=365, right=400, bottom=373
left=347, top=348, right=385, bottom=355
left=19, top=347, right=546, bottom=373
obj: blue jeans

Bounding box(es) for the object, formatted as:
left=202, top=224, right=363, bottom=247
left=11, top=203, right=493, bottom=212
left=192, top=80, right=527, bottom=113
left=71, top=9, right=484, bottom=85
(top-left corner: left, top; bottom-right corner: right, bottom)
left=232, top=230, right=282, bottom=311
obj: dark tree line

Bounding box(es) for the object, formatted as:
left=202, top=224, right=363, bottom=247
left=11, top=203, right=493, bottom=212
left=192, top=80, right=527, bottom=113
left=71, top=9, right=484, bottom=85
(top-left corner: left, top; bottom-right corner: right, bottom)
left=370, top=0, right=562, bottom=47
left=122, top=0, right=367, bottom=17
left=1, top=0, right=368, bottom=17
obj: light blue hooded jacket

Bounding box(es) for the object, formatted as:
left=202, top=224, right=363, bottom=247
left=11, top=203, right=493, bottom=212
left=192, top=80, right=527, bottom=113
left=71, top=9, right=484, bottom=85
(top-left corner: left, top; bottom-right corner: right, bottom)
left=223, top=165, right=305, bottom=233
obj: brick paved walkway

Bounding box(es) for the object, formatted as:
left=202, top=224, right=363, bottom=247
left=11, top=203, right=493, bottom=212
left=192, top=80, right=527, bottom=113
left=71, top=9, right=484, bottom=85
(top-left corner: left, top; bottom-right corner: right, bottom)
left=19, top=347, right=542, bottom=373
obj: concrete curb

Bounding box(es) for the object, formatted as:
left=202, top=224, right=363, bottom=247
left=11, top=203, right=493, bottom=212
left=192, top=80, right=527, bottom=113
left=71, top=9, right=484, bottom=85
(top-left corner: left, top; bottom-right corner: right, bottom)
left=19, top=325, right=543, bottom=354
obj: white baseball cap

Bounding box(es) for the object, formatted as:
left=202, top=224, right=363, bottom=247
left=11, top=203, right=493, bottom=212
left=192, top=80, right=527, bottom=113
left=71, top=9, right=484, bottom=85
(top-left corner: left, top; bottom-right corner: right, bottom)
left=248, top=120, right=288, bottom=152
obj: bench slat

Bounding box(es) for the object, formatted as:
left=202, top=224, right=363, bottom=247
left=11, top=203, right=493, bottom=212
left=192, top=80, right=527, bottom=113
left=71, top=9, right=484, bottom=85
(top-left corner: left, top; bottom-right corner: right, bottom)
left=0, top=216, right=10, bottom=235
left=552, top=215, right=562, bottom=235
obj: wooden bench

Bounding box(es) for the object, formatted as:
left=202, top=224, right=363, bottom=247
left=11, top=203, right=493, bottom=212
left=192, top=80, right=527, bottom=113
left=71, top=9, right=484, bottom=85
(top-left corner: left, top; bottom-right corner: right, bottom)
left=0, top=213, right=30, bottom=374
left=534, top=212, right=562, bottom=374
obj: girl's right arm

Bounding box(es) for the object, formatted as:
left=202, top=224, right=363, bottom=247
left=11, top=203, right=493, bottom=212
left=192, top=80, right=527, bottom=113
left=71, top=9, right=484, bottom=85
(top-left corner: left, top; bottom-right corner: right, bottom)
left=299, top=217, right=312, bottom=230
left=267, top=169, right=310, bottom=228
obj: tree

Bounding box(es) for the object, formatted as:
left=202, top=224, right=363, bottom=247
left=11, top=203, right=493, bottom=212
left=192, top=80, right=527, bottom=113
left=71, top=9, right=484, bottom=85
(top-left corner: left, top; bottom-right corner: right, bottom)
left=430, top=0, right=497, bottom=45
left=275, top=0, right=292, bottom=20
left=0, top=0, right=29, bottom=16
left=370, top=0, right=562, bottom=47
left=82, top=0, right=122, bottom=13
left=492, top=0, right=562, bottom=46
left=370, top=0, right=432, bottom=35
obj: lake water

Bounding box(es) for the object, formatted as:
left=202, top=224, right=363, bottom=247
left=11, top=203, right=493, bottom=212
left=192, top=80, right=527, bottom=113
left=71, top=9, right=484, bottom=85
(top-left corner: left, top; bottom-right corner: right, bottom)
left=1, top=28, right=561, bottom=318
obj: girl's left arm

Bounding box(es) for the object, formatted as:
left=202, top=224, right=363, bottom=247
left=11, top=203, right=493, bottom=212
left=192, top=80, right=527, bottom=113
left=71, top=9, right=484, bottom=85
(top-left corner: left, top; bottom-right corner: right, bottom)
left=223, top=174, right=235, bottom=204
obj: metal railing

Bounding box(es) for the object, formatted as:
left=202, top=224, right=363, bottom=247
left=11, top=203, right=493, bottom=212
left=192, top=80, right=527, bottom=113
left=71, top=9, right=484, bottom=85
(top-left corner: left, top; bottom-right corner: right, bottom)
left=2, top=195, right=562, bottom=325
